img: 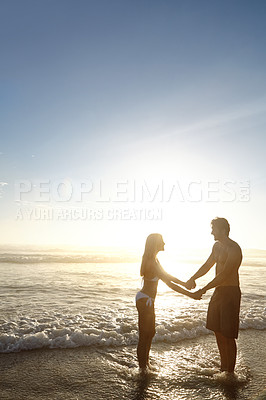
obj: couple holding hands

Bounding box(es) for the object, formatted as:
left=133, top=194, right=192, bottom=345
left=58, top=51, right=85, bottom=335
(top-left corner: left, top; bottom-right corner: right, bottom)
left=136, top=217, right=242, bottom=376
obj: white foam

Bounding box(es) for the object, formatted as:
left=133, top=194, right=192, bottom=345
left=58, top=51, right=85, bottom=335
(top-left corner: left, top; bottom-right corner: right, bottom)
left=1, top=310, right=265, bottom=353
left=240, top=307, right=266, bottom=330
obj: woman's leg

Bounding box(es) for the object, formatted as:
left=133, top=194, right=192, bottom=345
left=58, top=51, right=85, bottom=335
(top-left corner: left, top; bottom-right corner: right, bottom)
left=146, top=308, right=155, bottom=367
left=146, top=335, right=153, bottom=366
left=137, top=332, right=150, bottom=369
left=136, top=299, right=155, bottom=369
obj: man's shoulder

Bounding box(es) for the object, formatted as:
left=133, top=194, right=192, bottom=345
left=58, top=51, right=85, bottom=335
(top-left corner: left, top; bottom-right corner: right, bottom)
left=228, top=239, right=242, bottom=252
left=212, top=241, right=221, bottom=251
left=227, top=239, right=242, bottom=261
left=212, top=239, right=242, bottom=257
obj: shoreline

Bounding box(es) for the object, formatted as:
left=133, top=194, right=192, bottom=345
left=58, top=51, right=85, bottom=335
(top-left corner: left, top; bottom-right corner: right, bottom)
left=0, top=329, right=265, bottom=400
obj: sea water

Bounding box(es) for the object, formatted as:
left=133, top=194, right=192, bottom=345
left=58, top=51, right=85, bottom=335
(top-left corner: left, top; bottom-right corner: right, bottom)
left=0, top=251, right=265, bottom=399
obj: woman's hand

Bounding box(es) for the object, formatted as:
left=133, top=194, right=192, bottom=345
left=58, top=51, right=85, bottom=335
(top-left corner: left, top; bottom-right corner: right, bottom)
left=189, top=289, right=203, bottom=300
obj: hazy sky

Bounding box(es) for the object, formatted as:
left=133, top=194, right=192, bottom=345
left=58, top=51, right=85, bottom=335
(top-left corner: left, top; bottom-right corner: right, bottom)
left=1, top=0, right=266, bottom=251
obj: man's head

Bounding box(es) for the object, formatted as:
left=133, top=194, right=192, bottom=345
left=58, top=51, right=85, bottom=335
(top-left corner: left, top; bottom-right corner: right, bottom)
left=211, top=217, right=230, bottom=240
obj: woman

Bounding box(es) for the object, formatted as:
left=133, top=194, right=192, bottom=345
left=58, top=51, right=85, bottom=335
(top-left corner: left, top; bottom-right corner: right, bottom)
left=136, top=233, right=199, bottom=371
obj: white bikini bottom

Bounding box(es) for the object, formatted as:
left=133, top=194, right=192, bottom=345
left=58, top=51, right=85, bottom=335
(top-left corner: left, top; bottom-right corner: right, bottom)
left=135, top=291, right=154, bottom=307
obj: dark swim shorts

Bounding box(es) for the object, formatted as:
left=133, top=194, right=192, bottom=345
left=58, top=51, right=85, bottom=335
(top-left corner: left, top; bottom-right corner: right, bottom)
left=206, top=286, right=241, bottom=339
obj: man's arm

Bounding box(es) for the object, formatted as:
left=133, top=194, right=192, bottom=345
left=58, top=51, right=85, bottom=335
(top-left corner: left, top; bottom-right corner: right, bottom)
left=184, top=250, right=216, bottom=289
left=201, top=247, right=241, bottom=293
left=191, top=253, right=216, bottom=280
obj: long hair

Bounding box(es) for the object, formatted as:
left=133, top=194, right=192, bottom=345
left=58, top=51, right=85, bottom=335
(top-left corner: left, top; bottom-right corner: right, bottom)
left=140, top=233, right=162, bottom=276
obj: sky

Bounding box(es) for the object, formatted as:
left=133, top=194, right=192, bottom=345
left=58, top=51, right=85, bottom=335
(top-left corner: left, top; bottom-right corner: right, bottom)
left=0, top=0, right=266, bottom=253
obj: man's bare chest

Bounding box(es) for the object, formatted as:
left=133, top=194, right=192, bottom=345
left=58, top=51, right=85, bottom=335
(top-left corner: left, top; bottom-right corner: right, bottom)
left=214, top=245, right=228, bottom=265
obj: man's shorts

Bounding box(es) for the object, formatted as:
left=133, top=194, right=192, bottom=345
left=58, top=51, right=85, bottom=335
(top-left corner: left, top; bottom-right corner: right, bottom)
left=206, top=286, right=241, bottom=339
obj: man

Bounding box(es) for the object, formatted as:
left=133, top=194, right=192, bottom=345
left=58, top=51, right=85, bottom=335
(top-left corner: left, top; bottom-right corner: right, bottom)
left=185, top=217, right=242, bottom=374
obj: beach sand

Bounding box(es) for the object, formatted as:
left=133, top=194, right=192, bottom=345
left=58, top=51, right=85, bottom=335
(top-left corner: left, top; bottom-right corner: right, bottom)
left=0, top=330, right=265, bottom=400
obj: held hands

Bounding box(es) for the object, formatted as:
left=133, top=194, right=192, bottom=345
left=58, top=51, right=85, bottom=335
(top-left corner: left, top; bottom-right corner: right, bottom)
left=190, top=287, right=207, bottom=300
left=190, top=289, right=204, bottom=300
left=184, top=278, right=196, bottom=290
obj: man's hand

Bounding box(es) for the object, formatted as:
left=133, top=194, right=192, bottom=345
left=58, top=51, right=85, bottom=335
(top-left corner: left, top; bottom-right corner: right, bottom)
left=184, top=278, right=196, bottom=290
left=190, top=289, right=203, bottom=300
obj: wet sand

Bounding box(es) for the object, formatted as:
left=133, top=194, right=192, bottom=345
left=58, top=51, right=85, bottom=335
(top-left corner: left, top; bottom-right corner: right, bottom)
left=0, top=330, right=265, bottom=400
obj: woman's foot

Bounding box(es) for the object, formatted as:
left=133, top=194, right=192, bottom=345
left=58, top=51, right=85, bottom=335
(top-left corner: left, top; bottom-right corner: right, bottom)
left=139, top=366, right=148, bottom=374
left=147, top=362, right=157, bottom=371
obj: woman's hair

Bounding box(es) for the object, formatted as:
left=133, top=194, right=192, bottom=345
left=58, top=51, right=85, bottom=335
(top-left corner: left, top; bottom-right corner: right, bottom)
left=140, top=233, right=162, bottom=276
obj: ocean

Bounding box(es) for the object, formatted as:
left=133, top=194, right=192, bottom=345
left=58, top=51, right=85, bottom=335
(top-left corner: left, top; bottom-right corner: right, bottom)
left=0, top=250, right=265, bottom=400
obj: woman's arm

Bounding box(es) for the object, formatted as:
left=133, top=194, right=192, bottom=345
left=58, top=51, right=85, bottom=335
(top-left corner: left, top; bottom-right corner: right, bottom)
left=166, top=273, right=185, bottom=286
left=154, top=261, right=201, bottom=299
left=166, top=281, right=202, bottom=300
left=155, top=262, right=186, bottom=286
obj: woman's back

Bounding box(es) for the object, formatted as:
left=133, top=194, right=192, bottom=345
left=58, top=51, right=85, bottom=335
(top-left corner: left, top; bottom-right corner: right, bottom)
left=141, top=258, right=159, bottom=298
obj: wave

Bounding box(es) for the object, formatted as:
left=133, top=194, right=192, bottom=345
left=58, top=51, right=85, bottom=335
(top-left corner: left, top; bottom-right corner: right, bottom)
left=0, top=323, right=208, bottom=353
left=0, top=312, right=265, bottom=354
left=0, top=253, right=137, bottom=264
left=1, top=252, right=265, bottom=266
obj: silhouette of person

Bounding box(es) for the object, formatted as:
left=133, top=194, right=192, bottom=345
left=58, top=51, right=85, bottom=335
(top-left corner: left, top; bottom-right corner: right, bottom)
left=136, top=233, right=200, bottom=372
left=185, top=218, right=242, bottom=375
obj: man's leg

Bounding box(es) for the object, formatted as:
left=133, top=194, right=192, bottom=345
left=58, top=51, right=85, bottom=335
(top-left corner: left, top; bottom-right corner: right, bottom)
left=215, top=331, right=228, bottom=371
left=215, top=331, right=237, bottom=373
left=225, top=337, right=237, bottom=373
